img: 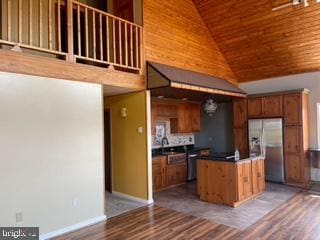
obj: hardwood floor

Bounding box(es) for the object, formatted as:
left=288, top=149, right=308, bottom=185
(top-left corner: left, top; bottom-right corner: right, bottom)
left=53, top=206, right=240, bottom=240
left=54, top=191, right=320, bottom=240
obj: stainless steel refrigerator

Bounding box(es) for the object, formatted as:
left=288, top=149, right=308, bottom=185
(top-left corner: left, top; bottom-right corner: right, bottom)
left=248, top=118, right=285, bottom=183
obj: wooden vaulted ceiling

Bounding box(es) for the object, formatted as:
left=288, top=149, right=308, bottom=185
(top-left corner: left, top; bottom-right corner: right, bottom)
left=193, top=0, right=320, bottom=82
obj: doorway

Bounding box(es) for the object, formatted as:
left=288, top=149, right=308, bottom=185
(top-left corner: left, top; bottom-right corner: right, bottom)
left=104, top=109, right=112, bottom=193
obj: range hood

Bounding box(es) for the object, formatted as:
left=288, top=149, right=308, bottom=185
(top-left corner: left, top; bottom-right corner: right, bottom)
left=147, top=62, right=247, bottom=101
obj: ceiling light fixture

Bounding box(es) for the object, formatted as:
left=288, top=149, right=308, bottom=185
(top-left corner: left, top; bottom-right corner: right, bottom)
left=182, top=98, right=188, bottom=101
left=203, top=99, right=218, bottom=117
left=157, top=96, right=164, bottom=99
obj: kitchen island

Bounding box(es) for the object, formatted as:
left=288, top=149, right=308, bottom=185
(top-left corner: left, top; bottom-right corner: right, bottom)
left=197, top=156, right=265, bottom=207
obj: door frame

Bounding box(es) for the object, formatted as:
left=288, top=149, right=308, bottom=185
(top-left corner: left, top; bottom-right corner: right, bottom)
left=104, top=108, right=113, bottom=193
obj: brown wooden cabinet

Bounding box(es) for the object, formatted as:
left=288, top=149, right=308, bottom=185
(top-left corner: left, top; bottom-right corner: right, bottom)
left=171, top=103, right=201, bottom=133
left=152, top=156, right=187, bottom=192
left=236, top=160, right=252, bottom=202
left=233, top=99, right=247, bottom=128
left=152, top=156, right=167, bottom=191
left=197, top=157, right=265, bottom=207
left=247, top=98, right=263, bottom=118
left=156, top=103, right=177, bottom=118
left=262, top=95, right=283, bottom=117
left=283, top=94, right=302, bottom=126
left=252, top=158, right=265, bottom=195
left=190, top=104, right=201, bottom=132
left=233, top=89, right=310, bottom=188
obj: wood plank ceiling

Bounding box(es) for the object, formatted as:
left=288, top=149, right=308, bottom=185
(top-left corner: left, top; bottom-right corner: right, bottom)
left=193, top=0, right=320, bottom=82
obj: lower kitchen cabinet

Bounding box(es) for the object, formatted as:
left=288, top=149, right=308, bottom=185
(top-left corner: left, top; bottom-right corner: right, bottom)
left=197, top=157, right=265, bottom=207
left=153, top=156, right=187, bottom=192
left=152, top=156, right=167, bottom=191
left=251, top=158, right=265, bottom=194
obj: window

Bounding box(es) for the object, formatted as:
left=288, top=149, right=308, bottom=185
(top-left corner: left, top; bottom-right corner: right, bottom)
left=318, top=103, right=320, bottom=149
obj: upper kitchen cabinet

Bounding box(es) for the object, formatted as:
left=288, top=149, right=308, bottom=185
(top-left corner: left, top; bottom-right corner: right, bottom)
left=233, top=98, right=247, bottom=128
left=247, top=95, right=283, bottom=118
left=283, top=94, right=302, bottom=126
left=171, top=103, right=201, bottom=133
left=247, top=98, right=263, bottom=118
left=156, top=103, right=177, bottom=118
left=262, top=95, right=283, bottom=117
left=190, top=104, right=201, bottom=132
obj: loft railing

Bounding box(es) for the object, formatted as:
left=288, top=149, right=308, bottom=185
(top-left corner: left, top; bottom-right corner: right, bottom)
left=0, top=0, right=66, bottom=56
left=0, top=0, right=143, bottom=73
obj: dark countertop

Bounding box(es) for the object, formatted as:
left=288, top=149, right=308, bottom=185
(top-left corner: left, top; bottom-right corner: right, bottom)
left=198, top=155, right=264, bottom=163
left=152, top=146, right=211, bottom=158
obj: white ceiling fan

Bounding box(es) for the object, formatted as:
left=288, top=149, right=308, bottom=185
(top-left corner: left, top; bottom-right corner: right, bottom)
left=272, top=0, right=310, bottom=11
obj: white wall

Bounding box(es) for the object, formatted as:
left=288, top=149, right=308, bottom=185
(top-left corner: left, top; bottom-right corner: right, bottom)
left=0, top=72, right=105, bottom=235
left=240, top=72, right=320, bottom=181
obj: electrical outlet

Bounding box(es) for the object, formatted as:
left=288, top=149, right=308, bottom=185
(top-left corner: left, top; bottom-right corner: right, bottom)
left=16, top=212, right=23, bottom=223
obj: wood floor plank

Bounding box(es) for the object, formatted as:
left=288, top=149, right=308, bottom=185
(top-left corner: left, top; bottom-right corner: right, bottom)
left=53, top=191, right=320, bottom=240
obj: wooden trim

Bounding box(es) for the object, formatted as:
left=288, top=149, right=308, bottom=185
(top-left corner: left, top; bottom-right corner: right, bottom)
left=0, top=50, right=145, bottom=90
left=170, top=82, right=247, bottom=98
left=67, top=0, right=74, bottom=62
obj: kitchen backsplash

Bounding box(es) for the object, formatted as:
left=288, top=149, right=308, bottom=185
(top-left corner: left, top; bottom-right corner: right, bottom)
left=152, top=120, right=195, bottom=149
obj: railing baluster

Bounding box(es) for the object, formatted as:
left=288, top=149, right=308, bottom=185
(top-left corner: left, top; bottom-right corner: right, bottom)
left=85, top=7, right=89, bottom=58
left=18, top=0, right=22, bottom=43
left=7, top=0, right=11, bottom=42
left=77, top=4, right=81, bottom=56
left=106, top=16, right=110, bottom=63
left=112, top=18, right=116, bottom=64
left=67, top=0, right=74, bottom=61
left=135, top=26, right=139, bottom=68
left=93, top=11, right=96, bottom=59
left=57, top=0, right=61, bottom=51
left=119, top=20, right=122, bottom=65
left=29, top=0, right=33, bottom=45
left=48, top=0, right=52, bottom=49
left=39, top=0, right=43, bottom=48
left=99, top=14, right=103, bottom=61
left=139, top=27, right=143, bottom=69
left=130, top=25, right=133, bottom=67
left=125, top=22, right=128, bottom=67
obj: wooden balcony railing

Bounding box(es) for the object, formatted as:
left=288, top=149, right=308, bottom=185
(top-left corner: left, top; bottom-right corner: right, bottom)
left=0, top=0, right=143, bottom=73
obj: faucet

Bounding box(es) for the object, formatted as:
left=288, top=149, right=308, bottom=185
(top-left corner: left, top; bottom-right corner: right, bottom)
left=161, top=137, right=169, bottom=153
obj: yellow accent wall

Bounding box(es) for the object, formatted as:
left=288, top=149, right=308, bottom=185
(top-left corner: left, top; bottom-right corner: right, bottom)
left=105, top=91, right=149, bottom=200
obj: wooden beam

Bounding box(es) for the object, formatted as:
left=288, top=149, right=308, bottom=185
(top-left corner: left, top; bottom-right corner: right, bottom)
left=0, top=50, right=145, bottom=90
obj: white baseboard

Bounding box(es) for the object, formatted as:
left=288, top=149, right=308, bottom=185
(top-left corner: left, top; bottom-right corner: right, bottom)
left=112, top=191, right=154, bottom=205
left=40, top=215, right=107, bottom=240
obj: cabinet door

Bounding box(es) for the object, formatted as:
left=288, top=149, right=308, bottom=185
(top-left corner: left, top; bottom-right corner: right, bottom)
left=152, top=159, right=163, bottom=191
left=285, top=127, right=302, bottom=154
left=166, top=165, right=177, bottom=186
left=252, top=159, right=265, bottom=194
left=247, top=98, right=263, bottom=118
left=237, top=161, right=253, bottom=201
left=286, top=154, right=302, bottom=183
left=190, top=104, right=201, bottom=132
left=283, top=94, right=302, bottom=126
left=156, top=103, right=177, bottom=118
left=171, top=104, right=192, bottom=133
left=262, top=95, right=283, bottom=117
left=233, top=99, right=247, bottom=128
left=234, top=128, right=248, bottom=156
